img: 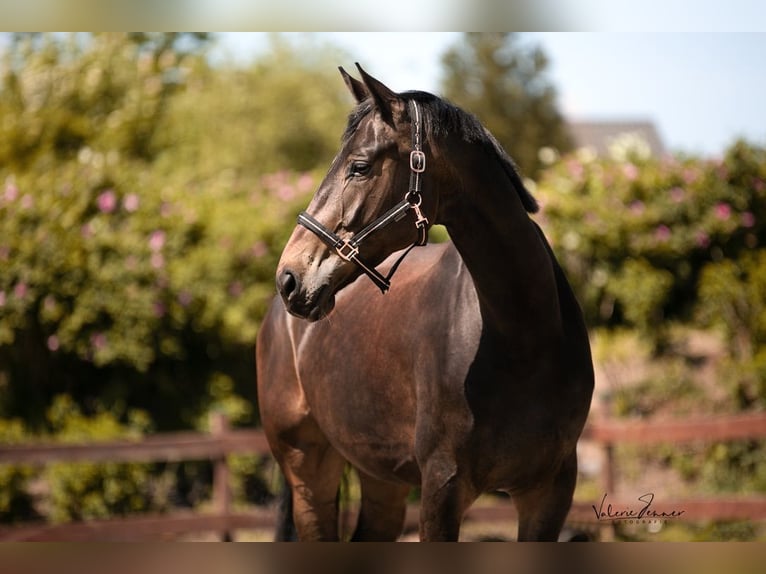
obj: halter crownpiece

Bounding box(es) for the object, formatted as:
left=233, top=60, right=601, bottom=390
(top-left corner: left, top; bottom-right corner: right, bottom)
left=296, top=100, right=429, bottom=294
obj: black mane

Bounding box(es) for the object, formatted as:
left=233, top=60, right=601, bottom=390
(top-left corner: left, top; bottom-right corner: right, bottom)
left=343, top=90, right=539, bottom=214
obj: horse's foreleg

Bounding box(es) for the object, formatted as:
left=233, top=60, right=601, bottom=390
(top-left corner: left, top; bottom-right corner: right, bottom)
left=275, top=425, right=347, bottom=541
left=350, top=471, right=410, bottom=541
left=513, top=451, right=578, bottom=541
left=418, top=459, right=476, bottom=541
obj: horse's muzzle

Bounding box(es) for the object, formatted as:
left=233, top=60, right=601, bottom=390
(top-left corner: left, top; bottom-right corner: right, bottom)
left=277, top=268, right=335, bottom=322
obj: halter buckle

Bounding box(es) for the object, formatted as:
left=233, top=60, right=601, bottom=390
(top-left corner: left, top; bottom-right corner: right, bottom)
left=335, top=240, right=359, bottom=262
left=410, top=150, right=426, bottom=173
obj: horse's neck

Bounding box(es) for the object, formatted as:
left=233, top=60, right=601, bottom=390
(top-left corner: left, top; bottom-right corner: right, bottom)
left=440, top=156, right=563, bottom=344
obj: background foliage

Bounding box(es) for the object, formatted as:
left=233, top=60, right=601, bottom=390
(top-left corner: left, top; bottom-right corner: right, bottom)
left=537, top=140, right=766, bottom=356
left=1, top=33, right=764, bottom=537
left=441, top=32, right=573, bottom=178
left=0, top=33, right=345, bottom=523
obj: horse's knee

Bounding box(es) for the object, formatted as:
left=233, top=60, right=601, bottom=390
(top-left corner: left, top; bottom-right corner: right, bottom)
left=418, top=466, right=476, bottom=541
left=514, top=454, right=578, bottom=541
left=351, top=473, right=410, bottom=541
left=275, top=438, right=347, bottom=541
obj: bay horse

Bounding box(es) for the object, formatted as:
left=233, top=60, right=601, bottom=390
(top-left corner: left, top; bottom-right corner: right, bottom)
left=256, top=64, right=593, bottom=541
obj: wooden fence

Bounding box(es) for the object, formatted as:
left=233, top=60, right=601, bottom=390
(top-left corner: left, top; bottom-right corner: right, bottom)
left=1, top=411, right=765, bottom=541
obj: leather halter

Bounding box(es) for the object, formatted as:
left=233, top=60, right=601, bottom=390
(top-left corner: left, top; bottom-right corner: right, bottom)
left=296, top=100, right=429, bottom=294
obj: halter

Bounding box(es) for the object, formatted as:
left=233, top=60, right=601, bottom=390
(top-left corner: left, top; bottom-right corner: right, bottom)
left=296, top=100, right=429, bottom=294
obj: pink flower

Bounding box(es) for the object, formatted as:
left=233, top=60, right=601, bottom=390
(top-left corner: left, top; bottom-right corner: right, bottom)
left=566, top=160, right=584, bottom=179
left=20, top=194, right=34, bottom=210
left=13, top=282, right=28, bottom=300
left=81, top=223, right=94, bottom=239
left=47, top=335, right=60, bottom=352
left=261, top=171, right=290, bottom=192
left=4, top=184, right=18, bottom=202
left=125, top=255, right=138, bottom=270
left=251, top=241, right=268, bottom=258
left=178, top=291, right=193, bottom=307
left=622, top=164, right=639, bottom=181
left=97, top=190, right=118, bottom=213
left=655, top=225, right=671, bottom=241
left=669, top=187, right=685, bottom=203
left=297, top=173, right=314, bottom=193
left=91, top=332, right=107, bottom=350
left=696, top=231, right=711, bottom=248
left=277, top=184, right=296, bottom=202
left=0, top=246, right=9, bottom=261
left=714, top=202, right=732, bottom=221
left=629, top=200, right=645, bottom=215
left=228, top=281, right=243, bottom=297
left=151, top=253, right=165, bottom=269
left=153, top=302, right=166, bottom=318
left=0, top=291, right=5, bottom=307
left=683, top=168, right=699, bottom=185
left=149, top=230, right=166, bottom=251
left=741, top=212, right=756, bottom=228
left=123, top=193, right=140, bottom=212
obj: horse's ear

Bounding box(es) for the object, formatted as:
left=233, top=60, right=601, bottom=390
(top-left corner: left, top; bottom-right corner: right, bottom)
left=339, top=66, right=368, bottom=104
left=355, top=63, right=398, bottom=125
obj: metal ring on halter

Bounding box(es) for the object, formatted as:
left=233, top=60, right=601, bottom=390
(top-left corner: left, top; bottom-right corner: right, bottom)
left=405, top=191, right=423, bottom=206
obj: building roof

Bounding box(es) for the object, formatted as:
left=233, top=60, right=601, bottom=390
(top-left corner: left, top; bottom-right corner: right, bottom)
left=566, top=120, right=666, bottom=157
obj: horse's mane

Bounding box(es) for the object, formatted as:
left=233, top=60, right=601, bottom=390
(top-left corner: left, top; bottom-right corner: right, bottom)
left=343, top=90, right=539, bottom=214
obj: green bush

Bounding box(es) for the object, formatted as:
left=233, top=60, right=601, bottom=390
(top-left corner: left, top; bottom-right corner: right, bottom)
left=43, top=394, right=155, bottom=523
left=0, top=157, right=310, bottom=425
left=698, top=249, right=766, bottom=361
left=0, top=418, right=36, bottom=523
left=0, top=34, right=346, bottom=432
left=537, top=140, right=766, bottom=341
left=540, top=141, right=766, bottom=503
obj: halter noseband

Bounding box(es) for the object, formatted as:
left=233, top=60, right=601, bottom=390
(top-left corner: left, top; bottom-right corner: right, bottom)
left=296, top=100, right=429, bottom=294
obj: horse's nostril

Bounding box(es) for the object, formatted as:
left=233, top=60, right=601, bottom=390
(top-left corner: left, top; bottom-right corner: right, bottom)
left=277, top=270, right=299, bottom=301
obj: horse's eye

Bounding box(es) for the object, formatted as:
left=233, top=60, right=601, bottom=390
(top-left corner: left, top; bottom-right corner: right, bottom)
left=349, top=161, right=371, bottom=177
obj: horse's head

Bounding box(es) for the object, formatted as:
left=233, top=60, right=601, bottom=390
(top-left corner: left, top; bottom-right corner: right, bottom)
left=276, top=65, right=437, bottom=321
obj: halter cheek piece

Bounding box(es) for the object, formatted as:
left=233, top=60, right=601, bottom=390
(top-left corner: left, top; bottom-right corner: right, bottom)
left=296, top=100, right=429, bottom=294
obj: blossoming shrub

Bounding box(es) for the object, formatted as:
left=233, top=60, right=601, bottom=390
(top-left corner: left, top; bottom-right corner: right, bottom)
left=0, top=33, right=341, bottom=432
left=537, top=140, right=766, bottom=344
left=0, top=160, right=310, bottom=417
left=539, top=141, right=766, bottom=506
left=0, top=33, right=356, bottom=520
left=0, top=162, right=313, bottom=520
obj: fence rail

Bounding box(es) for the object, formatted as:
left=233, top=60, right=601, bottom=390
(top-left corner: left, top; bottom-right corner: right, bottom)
left=580, top=412, right=766, bottom=444
left=1, top=411, right=765, bottom=541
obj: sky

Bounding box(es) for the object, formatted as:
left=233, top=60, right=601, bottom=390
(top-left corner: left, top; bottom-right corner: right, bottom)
left=215, top=32, right=766, bottom=157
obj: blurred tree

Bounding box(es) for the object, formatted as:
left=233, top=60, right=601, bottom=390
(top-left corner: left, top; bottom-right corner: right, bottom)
left=440, top=33, right=573, bottom=179
left=0, top=33, right=211, bottom=168
left=153, top=34, right=351, bottom=180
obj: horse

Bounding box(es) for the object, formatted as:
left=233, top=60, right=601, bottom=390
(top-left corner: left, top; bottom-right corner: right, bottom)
left=255, top=64, right=594, bottom=541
